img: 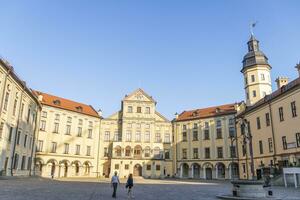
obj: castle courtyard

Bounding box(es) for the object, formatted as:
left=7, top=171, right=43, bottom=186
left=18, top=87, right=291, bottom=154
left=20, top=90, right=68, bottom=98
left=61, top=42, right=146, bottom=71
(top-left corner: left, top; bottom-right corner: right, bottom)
left=0, top=177, right=299, bottom=200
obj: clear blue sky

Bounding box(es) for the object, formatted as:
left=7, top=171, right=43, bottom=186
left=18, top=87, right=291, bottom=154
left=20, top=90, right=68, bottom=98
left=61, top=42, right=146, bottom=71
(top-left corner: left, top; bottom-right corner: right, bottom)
left=1, top=1, right=300, bottom=119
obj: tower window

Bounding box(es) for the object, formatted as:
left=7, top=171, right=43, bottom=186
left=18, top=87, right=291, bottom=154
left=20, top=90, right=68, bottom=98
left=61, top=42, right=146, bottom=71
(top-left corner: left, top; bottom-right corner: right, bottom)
left=253, top=90, right=257, bottom=97
left=251, top=75, right=255, bottom=82
left=246, top=92, right=249, bottom=100
left=261, top=74, right=265, bottom=81
left=245, top=77, right=248, bottom=85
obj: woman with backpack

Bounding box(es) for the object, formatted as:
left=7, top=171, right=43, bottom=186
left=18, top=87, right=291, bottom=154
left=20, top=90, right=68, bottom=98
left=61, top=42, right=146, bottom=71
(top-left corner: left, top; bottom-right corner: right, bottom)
left=126, top=173, right=134, bottom=199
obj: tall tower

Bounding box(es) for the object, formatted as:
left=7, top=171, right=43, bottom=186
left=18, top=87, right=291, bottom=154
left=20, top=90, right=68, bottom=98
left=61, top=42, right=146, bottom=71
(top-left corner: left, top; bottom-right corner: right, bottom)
left=242, top=35, right=272, bottom=106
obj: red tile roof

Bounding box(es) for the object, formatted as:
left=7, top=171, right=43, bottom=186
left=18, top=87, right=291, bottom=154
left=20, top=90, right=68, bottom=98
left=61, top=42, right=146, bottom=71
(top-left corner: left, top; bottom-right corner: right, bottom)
left=34, top=91, right=100, bottom=118
left=175, top=103, right=237, bottom=122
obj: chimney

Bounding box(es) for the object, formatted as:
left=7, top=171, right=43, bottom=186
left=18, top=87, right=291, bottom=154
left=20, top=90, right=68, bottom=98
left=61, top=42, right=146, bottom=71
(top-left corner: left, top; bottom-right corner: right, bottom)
left=295, top=62, right=300, bottom=77
left=275, top=77, right=289, bottom=89
left=38, top=95, right=43, bottom=102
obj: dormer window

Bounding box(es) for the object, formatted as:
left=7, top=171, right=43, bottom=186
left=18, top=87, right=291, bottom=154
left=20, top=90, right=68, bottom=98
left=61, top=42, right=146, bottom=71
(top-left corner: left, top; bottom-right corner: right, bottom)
left=76, top=106, right=83, bottom=112
left=215, top=108, right=221, bottom=113
left=192, top=111, right=198, bottom=117
left=53, top=99, right=61, bottom=106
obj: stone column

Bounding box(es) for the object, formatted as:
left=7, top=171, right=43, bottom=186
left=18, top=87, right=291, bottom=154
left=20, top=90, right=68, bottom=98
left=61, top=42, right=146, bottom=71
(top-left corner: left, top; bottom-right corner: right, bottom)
left=180, top=164, right=183, bottom=178
left=215, top=165, right=218, bottom=179
left=228, top=166, right=232, bottom=180
left=191, top=166, right=194, bottom=179
left=203, top=167, right=206, bottom=179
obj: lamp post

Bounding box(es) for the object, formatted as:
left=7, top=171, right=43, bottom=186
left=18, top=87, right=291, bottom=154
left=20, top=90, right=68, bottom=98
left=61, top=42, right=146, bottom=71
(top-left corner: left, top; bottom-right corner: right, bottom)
left=241, top=118, right=255, bottom=180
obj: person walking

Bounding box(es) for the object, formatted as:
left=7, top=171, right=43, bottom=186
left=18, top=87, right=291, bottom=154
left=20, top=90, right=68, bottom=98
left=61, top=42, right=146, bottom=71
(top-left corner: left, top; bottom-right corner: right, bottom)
left=111, top=171, right=120, bottom=198
left=126, top=174, right=134, bottom=199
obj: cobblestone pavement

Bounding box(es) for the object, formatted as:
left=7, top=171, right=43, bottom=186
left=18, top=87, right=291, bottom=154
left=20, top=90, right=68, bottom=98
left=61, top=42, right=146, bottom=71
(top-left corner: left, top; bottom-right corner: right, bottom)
left=0, top=177, right=300, bottom=200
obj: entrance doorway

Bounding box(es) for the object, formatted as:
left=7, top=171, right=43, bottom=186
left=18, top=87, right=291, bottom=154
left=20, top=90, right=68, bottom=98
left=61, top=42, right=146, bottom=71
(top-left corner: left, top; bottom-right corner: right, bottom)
left=205, top=167, right=212, bottom=180
left=133, top=164, right=142, bottom=176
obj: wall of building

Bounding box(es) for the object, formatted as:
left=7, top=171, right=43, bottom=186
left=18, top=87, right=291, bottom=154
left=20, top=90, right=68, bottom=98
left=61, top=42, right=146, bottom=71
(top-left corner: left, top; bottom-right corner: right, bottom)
left=0, top=61, right=40, bottom=176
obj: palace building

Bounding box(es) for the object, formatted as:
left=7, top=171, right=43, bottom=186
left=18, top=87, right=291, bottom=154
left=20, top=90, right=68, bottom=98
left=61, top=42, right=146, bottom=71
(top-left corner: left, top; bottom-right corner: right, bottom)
left=236, top=35, right=300, bottom=180
left=99, top=89, right=173, bottom=178
left=173, top=104, right=239, bottom=180
left=33, top=91, right=101, bottom=178
left=0, top=58, right=40, bottom=176
left=0, top=32, right=299, bottom=181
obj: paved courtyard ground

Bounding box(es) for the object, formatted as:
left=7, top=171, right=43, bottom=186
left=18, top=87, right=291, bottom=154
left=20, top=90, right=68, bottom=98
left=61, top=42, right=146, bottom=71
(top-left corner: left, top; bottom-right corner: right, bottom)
left=0, top=177, right=300, bottom=200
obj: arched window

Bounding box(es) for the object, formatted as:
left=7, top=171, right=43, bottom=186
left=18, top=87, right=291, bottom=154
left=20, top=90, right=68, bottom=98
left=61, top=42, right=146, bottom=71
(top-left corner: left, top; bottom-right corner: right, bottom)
left=125, top=146, right=131, bottom=157
left=144, top=146, right=151, bottom=157
left=114, top=146, right=121, bottom=157
left=154, top=147, right=161, bottom=159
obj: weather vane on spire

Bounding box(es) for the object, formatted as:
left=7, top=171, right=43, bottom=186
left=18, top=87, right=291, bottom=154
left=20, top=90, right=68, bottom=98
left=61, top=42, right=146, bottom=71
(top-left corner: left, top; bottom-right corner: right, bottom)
left=250, top=21, right=258, bottom=36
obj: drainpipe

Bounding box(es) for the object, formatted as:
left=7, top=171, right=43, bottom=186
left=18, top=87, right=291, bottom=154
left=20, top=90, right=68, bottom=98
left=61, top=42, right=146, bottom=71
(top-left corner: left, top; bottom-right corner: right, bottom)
left=268, top=102, right=277, bottom=170
left=10, top=88, right=25, bottom=176
left=96, top=117, right=102, bottom=178
left=29, top=107, right=40, bottom=176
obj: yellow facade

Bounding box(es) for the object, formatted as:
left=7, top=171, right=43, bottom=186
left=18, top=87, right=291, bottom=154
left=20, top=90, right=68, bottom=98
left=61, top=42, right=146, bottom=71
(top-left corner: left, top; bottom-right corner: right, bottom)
left=236, top=35, right=300, bottom=180
left=173, top=105, right=239, bottom=180
left=99, top=89, right=173, bottom=178
left=0, top=58, right=40, bottom=176
left=34, top=94, right=101, bottom=178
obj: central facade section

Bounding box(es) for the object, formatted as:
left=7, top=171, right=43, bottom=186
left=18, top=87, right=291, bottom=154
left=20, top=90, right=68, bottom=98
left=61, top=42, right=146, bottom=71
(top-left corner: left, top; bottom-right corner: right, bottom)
left=100, top=89, right=173, bottom=178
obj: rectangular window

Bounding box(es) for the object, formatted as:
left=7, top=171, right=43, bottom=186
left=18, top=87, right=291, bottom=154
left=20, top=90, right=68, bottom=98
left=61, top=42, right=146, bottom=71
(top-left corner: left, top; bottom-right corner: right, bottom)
left=135, top=131, right=141, bottom=142
left=251, top=75, right=255, bottom=82
left=75, top=145, right=80, bottom=155
left=265, top=113, right=270, bottom=127
left=0, top=122, right=4, bottom=139
left=205, top=148, right=210, bottom=159
left=268, top=138, right=273, bottom=153
left=182, top=131, right=187, bottom=141
left=165, top=150, right=170, bottom=159
left=13, top=99, right=18, bottom=116
left=261, top=74, right=265, bottom=81
left=64, top=143, right=69, bottom=154
left=126, top=131, right=132, bottom=142
left=16, top=131, right=21, bottom=145
left=145, top=107, right=150, bottom=114
left=77, top=127, right=82, bottom=137
left=104, top=131, right=110, bottom=141
left=104, top=147, right=109, bottom=157
left=67, top=117, right=72, bottom=123
left=65, top=125, right=71, bottom=135
left=145, top=131, right=150, bottom=142
left=53, top=123, right=59, bottom=133
left=291, top=101, right=297, bottom=117
left=115, top=164, right=119, bottom=170
left=137, top=106, right=142, bottom=113
left=41, top=111, right=47, bottom=118
left=229, top=118, right=234, bottom=126
left=230, top=146, right=236, bottom=158
left=88, top=129, right=93, bottom=138
left=27, top=108, right=31, bottom=123
left=78, top=119, right=83, bottom=126
left=114, top=131, right=119, bottom=142
left=156, top=165, right=160, bottom=171
left=279, top=107, right=284, bottom=122
left=55, top=114, right=60, bottom=121
left=182, top=149, right=187, bottom=159
left=182, top=124, right=187, bottom=130
left=164, top=133, right=170, bottom=143
left=51, top=142, right=57, bottom=153
left=155, top=132, right=161, bottom=143
left=24, top=134, right=27, bottom=147
left=3, top=92, right=9, bottom=111
left=259, top=140, right=263, bottom=154
left=21, top=156, right=26, bottom=170
left=296, top=133, right=300, bottom=148
left=13, top=154, right=19, bottom=169
left=86, top=146, right=91, bottom=156
left=127, top=106, right=133, bottom=113
left=146, top=165, right=151, bottom=170
left=145, top=124, right=150, bottom=129
left=216, top=128, right=222, bottom=139
left=282, top=136, right=287, bottom=150
left=256, top=117, right=261, bottom=129
left=193, top=131, right=198, bottom=141
left=8, top=126, right=13, bottom=142
left=40, top=120, right=46, bottom=131
left=193, top=123, right=198, bottom=129
left=204, top=122, right=209, bottom=129
left=37, top=140, right=43, bottom=152
left=125, top=164, right=129, bottom=170
left=229, top=127, right=235, bottom=137
left=253, top=90, right=257, bottom=97
left=204, top=129, right=210, bottom=140
left=217, top=147, right=223, bottom=158
left=193, top=148, right=198, bottom=159
left=20, top=103, right=24, bottom=118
